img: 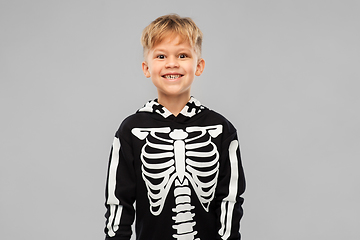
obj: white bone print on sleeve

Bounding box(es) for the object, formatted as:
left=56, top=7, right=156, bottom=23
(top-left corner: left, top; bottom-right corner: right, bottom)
left=218, top=140, right=240, bottom=240
left=132, top=125, right=223, bottom=240
left=106, top=137, right=123, bottom=237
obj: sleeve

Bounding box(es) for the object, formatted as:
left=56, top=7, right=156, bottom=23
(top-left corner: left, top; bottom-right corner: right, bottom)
left=104, top=129, right=136, bottom=240
left=215, top=131, right=246, bottom=240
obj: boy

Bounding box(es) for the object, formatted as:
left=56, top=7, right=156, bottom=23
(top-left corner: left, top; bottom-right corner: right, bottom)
left=105, top=14, right=245, bottom=240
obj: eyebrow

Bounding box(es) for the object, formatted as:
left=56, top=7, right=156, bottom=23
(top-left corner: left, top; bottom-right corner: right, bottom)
left=152, top=48, right=167, bottom=52
left=152, top=47, right=192, bottom=53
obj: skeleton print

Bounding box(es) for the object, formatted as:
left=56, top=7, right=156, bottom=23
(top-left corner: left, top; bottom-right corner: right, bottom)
left=105, top=98, right=245, bottom=240
left=132, top=125, right=223, bottom=240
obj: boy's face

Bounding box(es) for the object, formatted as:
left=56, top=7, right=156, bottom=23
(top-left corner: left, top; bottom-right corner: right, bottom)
left=142, top=35, right=205, bottom=100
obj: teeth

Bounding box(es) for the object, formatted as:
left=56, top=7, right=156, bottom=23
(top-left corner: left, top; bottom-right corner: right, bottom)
left=164, top=75, right=181, bottom=79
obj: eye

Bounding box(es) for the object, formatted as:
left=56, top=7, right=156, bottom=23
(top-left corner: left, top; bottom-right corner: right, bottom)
left=179, top=54, right=187, bottom=59
left=156, top=55, right=165, bottom=59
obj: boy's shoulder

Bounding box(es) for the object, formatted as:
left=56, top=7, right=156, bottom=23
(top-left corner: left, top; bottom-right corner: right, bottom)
left=205, top=108, right=238, bottom=134
left=116, top=111, right=149, bottom=132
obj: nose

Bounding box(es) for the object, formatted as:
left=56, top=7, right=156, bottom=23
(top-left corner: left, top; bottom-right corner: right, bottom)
left=165, top=56, right=179, bottom=68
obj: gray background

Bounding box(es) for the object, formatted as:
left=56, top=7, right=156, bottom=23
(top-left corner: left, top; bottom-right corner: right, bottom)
left=1, top=0, right=359, bottom=239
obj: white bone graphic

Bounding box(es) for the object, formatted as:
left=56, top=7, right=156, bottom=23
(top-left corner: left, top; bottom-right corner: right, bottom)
left=132, top=125, right=222, bottom=240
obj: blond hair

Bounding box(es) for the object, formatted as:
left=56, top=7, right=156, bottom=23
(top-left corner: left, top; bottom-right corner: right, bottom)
left=141, top=14, right=203, bottom=58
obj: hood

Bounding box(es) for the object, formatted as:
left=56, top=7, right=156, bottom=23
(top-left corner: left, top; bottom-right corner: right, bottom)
left=138, top=97, right=207, bottom=119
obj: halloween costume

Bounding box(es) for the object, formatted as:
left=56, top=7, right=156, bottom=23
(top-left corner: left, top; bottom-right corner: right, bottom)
left=105, top=97, right=245, bottom=240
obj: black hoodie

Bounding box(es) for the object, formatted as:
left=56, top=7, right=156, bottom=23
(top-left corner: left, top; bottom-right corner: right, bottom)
left=105, top=97, right=246, bottom=240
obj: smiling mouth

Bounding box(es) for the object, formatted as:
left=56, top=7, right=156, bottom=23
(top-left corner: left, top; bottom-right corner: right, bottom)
left=162, top=74, right=183, bottom=79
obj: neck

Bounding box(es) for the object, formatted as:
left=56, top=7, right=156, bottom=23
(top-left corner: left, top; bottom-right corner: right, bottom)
left=157, top=93, right=191, bottom=117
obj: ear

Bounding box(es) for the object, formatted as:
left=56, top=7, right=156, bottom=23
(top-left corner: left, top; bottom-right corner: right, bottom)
left=142, top=61, right=151, bottom=78
left=195, top=58, right=205, bottom=76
